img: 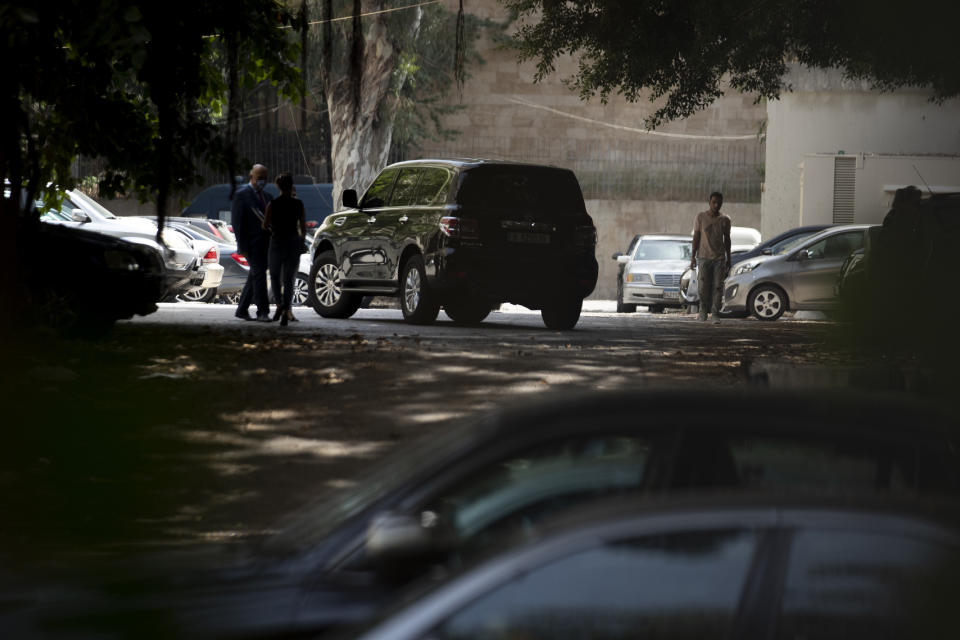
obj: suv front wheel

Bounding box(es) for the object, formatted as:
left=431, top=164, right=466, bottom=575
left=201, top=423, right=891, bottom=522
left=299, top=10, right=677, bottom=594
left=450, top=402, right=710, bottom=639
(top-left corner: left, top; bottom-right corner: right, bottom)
left=308, top=250, right=362, bottom=318
left=541, top=295, right=583, bottom=330
left=400, top=255, right=440, bottom=325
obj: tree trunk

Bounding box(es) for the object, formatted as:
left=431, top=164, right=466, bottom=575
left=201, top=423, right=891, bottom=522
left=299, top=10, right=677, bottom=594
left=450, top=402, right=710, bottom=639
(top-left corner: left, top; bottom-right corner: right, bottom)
left=326, top=11, right=421, bottom=208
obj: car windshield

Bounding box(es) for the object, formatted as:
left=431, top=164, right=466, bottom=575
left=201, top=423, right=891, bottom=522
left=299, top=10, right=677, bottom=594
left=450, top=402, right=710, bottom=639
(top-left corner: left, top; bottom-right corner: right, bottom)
left=69, top=189, right=118, bottom=219
left=774, top=233, right=815, bottom=255
left=633, top=240, right=692, bottom=261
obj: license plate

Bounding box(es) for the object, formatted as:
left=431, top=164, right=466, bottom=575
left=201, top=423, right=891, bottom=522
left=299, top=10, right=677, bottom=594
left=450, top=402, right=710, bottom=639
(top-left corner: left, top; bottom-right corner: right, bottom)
left=663, top=289, right=680, bottom=300
left=507, top=232, right=550, bottom=244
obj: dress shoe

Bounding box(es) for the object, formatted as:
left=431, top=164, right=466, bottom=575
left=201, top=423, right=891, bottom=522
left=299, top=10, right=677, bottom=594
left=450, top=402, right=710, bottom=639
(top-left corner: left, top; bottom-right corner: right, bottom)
left=280, top=312, right=289, bottom=327
left=255, top=315, right=274, bottom=323
left=273, top=307, right=284, bottom=322
left=235, top=310, right=254, bottom=321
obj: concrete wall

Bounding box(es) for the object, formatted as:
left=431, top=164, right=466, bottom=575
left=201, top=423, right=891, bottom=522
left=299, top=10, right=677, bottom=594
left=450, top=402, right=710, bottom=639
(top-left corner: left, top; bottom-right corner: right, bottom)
left=800, top=154, right=960, bottom=226
left=587, top=199, right=760, bottom=300
left=763, top=64, right=960, bottom=238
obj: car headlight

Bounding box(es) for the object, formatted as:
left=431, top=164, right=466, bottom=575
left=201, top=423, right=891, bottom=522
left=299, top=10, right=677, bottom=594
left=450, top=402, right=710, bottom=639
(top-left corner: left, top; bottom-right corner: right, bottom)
left=104, top=250, right=141, bottom=272
left=626, top=273, right=651, bottom=284
left=733, top=262, right=759, bottom=276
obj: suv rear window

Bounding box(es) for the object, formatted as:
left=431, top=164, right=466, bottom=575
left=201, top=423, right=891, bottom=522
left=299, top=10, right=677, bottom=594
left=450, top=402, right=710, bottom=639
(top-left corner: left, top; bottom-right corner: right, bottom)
left=456, top=166, right=585, bottom=216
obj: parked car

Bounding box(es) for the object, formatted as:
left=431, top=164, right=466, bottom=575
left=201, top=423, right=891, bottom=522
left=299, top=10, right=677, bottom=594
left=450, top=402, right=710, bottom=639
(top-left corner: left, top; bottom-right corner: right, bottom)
left=614, top=234, right=692, bottom=313
left=351, top=495, right=960, bottom=640
left=723, top=224, right=878, bottom=320
left=160, top=221, right=244, bottom=302
left=182, top=177, right=334, bottom=229
left=307, top=160, right=598, bottom=329
left=4, top=389, right=958, bottom=637
left=610, top=234, right=641, bottom=313
left=39, top=190, right=206, bottom=299
left=729, top=225, right=762, bottom=255
left=28, top=222, right=167, bottom=332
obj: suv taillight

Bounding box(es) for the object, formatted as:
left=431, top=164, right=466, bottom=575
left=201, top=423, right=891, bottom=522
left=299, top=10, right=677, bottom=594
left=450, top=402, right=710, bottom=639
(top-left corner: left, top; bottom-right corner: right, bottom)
left=203, top=247, right=219, bottom=263
left=440, top=217, right=479, bottom=240
left=231, top=252, right=249, bottom=267
left=575, top=225, right=597, bottom=247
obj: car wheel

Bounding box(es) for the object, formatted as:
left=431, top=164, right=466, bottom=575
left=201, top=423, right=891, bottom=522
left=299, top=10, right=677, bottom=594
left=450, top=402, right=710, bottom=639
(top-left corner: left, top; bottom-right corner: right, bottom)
left=616, top=291, right=636, bottom=313
left=400, top=255, right=440, bottom=325
left=292, top=273, right=309, bottom=306
left=177, top=287, right=217, bottom=303
left=749, top=284, right=787, bottom=321
left=218, top=291, right=241, bottom=305
left=647, top=304, right=665, bottom=314
left=308, top=250, right=361, bottom=318
left=541, top=296, right=583, bottom=330
left=444, top=297, right=491, bottom=325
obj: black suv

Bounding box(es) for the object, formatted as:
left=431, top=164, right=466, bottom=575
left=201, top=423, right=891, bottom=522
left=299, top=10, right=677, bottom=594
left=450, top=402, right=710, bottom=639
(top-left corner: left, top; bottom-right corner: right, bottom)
left=306, top=159, right=598, bottom=329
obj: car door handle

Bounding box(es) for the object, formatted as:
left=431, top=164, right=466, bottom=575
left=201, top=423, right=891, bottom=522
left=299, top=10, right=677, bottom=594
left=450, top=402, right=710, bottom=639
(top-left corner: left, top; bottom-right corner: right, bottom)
left=398, top=216, right=409, bottom=223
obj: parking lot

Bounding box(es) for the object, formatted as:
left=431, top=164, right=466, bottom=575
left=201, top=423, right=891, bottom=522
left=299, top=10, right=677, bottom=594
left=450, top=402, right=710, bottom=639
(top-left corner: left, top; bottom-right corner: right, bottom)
left=3, top=300, right=864, bottom=557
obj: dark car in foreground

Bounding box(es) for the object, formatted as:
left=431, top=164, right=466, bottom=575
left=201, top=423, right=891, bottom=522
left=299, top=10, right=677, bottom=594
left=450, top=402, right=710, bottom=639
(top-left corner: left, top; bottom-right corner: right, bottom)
left=31, top=223, right=166, bottom=331
left=5, top=390, right=958, bottom=637
left=351, top=495, right=960, bottom=640
left=307, top=160, right=599, bottom=329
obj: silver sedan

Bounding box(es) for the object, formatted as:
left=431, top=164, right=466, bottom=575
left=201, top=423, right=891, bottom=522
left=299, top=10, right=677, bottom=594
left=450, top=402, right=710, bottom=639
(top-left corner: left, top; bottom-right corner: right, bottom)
left=616, top=234, right=692, bottom=313
left=723, top=224, right=876, bottom=321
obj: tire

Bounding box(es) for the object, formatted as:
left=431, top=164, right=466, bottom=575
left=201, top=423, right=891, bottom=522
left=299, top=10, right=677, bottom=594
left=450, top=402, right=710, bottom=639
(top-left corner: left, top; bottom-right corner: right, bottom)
left=292, top=273, right=309, bottom=306
left=308, top=250, right=362, bottom=318
left=177, top=287, right=217, bottom=303
left=616, top=291, right=636, bottom=313
left=541, top=296, right=583, bottom=330
left=647, top=304, right=665, bottom=314
left=400, top=255, right=440, bottom=324
left=444, top=297, right=491, bottom=325
left=748, top=284, right=787, bottom=321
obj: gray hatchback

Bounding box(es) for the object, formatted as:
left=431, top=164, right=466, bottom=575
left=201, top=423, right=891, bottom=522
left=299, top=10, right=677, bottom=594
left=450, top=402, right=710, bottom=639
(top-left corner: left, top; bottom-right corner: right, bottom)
left=723, top=223, right=877, bottom=320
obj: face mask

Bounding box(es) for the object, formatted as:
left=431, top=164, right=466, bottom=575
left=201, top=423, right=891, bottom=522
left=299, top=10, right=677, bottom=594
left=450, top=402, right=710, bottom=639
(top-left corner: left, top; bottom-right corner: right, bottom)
left=255, top=179, right=266, bottom=189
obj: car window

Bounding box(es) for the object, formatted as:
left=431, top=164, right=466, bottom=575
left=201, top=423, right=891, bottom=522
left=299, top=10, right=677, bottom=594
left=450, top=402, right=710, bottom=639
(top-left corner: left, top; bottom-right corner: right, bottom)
left=632, top=240, right=692, bottom=261
left=416, top=168, right=452, bottom=206
left=803, top=231, right=864, bottom=260
left=718, top=435, right=918, bottom=495
left=389, top=169, right=421, bottom=207
left=434, top=530, right=758, bottom=640
left=455, top=166, right=585, bottom=216
left=361, top=169, right=399, bottom=209
left=770, top=232, right=816, bottom=254
left=421, top=436, right=652, bottom=549
left=777, top=530, right=960, bottom=639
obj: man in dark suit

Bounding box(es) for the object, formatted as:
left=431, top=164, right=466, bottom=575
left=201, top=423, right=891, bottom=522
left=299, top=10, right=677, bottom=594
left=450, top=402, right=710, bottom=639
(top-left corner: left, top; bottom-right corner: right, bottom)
left=232, top=164, right=273, bottom=321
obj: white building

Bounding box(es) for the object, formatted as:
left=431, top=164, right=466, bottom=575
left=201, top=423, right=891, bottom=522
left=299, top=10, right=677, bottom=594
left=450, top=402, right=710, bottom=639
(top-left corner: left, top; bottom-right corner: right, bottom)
left=762, top=64, right=960, bottom=238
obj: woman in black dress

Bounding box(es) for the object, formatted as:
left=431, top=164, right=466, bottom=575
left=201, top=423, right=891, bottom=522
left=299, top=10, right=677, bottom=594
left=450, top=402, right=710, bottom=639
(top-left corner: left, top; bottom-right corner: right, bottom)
left=262, top=173, right=306, bottom=326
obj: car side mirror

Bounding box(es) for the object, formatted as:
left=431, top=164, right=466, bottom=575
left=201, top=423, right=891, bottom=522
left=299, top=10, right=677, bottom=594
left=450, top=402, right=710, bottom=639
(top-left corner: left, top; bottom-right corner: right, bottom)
left=797, top=249, right=811, bottom=261
left=71, top=209, right=89, bottom=223
left=611, top=251, right=622, bottom=260
left=365, top=511, right=437, bottom=561
left=342, top=189, right=358, bottom=209
left=616, top=255, right=631, bottom=265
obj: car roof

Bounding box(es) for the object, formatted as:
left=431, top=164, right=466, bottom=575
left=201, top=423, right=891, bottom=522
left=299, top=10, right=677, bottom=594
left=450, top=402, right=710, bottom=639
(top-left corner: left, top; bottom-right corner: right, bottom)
left=637, top=234, right=691, bottom=242
left=266, top=389, right=959, bottom=552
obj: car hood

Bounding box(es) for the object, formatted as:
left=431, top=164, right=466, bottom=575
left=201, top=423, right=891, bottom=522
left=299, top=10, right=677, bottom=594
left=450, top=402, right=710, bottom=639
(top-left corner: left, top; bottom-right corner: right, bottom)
left=627, top=259, right=689, bottom=273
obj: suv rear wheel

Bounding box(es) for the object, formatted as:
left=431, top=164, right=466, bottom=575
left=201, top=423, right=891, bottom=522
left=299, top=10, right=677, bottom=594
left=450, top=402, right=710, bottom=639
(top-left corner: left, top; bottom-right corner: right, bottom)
left=308, top=250, right=362, bottom=318
left=541, top=295, right=583, bottom=330
left=400, top=255, right=440, bottom=325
